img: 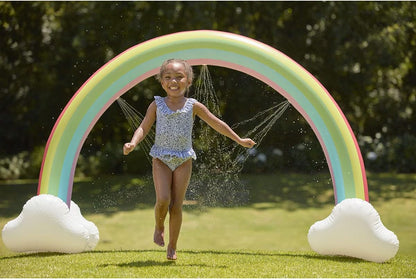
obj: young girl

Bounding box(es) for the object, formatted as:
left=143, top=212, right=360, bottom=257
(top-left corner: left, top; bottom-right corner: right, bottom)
left=123, top=59, right=255, bottom=260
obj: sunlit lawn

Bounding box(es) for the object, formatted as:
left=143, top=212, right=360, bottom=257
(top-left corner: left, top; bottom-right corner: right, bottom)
left=0, top=172, right=415, bottom=277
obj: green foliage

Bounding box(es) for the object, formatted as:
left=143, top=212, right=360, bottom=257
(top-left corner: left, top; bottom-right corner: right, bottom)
left=1, top=2, right=415, bottom=178
left=360, top=133, right=416, bottom=173
left=0, top=152, right=29, bottom=180
left=76, top=142, right=147, bottom=178
left=388, top=134, right=416, bottom=173
left=0, top=146, right=43, bottom=180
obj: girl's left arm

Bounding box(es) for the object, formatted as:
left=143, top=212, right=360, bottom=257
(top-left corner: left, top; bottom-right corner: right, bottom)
left=194, top=101, right=256, bottom=148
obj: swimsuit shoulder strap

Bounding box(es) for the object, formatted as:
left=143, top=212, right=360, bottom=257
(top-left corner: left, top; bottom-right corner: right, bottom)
left=153, top=96, right=171, bottom=114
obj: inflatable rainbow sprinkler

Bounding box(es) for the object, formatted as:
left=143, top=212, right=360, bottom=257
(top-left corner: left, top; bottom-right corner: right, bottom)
left=2, top=30, right=398, bottom=261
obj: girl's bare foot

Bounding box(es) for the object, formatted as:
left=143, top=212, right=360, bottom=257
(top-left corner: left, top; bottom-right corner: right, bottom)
left=153, top=228, right=165, bottom=247
left=167, top=246, right=177, bottom=260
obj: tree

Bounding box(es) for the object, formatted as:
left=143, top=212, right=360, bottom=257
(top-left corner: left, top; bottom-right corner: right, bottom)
left=1, top=1, right=415, bottom=176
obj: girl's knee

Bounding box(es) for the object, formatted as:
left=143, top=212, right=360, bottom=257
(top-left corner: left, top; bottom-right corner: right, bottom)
left=169, top=202, right=183, bottom=215
left=156, top=197, right=170, bottom=208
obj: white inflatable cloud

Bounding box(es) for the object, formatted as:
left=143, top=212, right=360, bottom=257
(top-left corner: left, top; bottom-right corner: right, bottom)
left=308, top=198, right=399, bottom=263
left=2, top=194, right=99, bottom=253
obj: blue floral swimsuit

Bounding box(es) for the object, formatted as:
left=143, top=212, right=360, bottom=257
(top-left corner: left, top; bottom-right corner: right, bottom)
left=149, top=96, right=197, bottom=171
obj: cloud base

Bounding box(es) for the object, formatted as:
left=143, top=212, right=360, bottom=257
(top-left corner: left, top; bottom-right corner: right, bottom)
left=2, top=194, right=99, bottom=253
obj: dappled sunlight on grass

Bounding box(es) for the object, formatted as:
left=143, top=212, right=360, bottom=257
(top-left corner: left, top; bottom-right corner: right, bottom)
left=367, top=172, right=416, bottom=202
left=242, top=172, right=335, bottom=210
left=0, top=181, right=37, bottom=218
left=71, top=175, right=156, bottom=215
left=1, top=172, right=415, bottom=217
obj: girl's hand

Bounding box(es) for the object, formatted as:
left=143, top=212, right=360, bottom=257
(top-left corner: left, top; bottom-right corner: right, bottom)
left=239, top=138, right=256, bottom=148
left=123, top=142, right=136, bottom=155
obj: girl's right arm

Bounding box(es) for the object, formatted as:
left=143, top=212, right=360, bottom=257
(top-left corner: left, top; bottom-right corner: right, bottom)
left=123, top=101, right=156, bottom=155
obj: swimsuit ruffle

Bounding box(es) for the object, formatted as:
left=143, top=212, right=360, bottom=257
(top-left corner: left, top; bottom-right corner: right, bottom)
left=149, top=146, right=197, bottom=160
left=154, top=96, right=196, bottom=115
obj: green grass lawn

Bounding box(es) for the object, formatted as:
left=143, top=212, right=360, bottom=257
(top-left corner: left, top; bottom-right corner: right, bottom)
left=0, top=172, right=415, bottom=277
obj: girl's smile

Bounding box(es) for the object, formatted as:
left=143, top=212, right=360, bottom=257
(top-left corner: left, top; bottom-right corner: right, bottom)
left=161, top=62, right=191, bottom=96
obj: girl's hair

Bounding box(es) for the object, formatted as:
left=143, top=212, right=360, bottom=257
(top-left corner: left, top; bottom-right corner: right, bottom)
left=156, top=59, right=194, bottom=84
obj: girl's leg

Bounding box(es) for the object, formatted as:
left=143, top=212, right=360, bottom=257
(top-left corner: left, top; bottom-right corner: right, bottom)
left=152, top=158, right=173, bottom=247
left=167, top=159, right=192, bottom=260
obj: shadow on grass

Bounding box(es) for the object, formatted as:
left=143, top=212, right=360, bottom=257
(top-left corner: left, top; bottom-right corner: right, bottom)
left=0, top=175, right=156, bottom=217
left=181, top=249, right=365, bottom=263
left=1, top=172, right=415, bottom=217
left=0, top=181, right=37, bottom=217
left=0, top=249, right=367, bottom=264
left=0, top=252, right=66, bottom=260
left=71, top=175, right=156, bottom=215
left=366, top=172, right=416, bottom=202
left=100, top=259, right=227, bottom=269
left=242, top=172, right=335, bottom=210
left=100, top=260, right=178, bottom=268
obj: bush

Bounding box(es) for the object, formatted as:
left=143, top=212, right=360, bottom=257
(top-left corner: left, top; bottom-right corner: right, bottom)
left=0, top=146, right=44, bottom=180
left=2, top=132, right=415, bottom=181
left=75, top=142, right=152, bottom=178
left=0, top=152, right=30, bottom=180
left=359, top=133, right=416, bottom=173
left=387, top=133, right=416, bottom=173
left=122, top=147, right=152, bottom=175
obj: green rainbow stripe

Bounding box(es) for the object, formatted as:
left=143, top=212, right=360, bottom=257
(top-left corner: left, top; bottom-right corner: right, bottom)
left=37, top=30, right=368, bottom=206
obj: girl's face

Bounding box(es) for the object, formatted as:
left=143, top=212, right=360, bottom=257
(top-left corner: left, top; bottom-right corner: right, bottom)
left=160, top=62, right=191, bottom=97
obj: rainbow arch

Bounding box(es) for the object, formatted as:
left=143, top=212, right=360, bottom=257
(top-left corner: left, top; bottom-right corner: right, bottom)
left=38, top=30, right=368, bottom=207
